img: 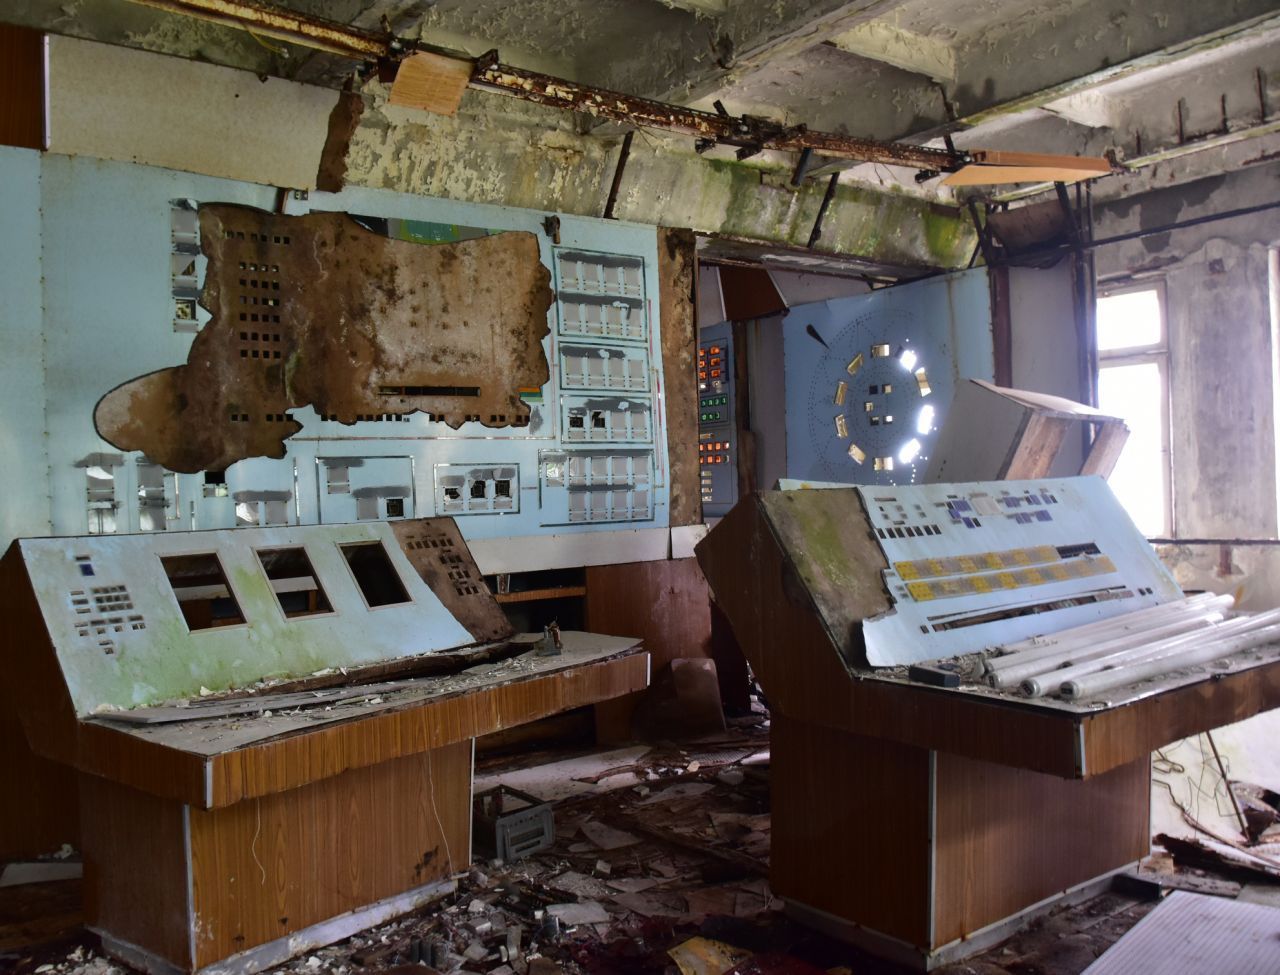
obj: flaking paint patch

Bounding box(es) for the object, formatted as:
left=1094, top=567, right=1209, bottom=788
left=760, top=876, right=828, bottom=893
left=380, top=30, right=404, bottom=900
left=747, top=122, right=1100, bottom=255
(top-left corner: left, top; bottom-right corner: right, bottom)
left=95, top=207, right=553, bottom=472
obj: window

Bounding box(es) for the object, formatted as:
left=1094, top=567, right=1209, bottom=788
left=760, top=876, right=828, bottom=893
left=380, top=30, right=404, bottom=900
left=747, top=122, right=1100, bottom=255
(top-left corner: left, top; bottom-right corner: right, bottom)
left=340, top=541, right=411, bottom=607
left=256, top=547, right=333, bottom=619
left=160, top=553, right=246, bottom=630
left=1095, top=284, right=1171, bottom=537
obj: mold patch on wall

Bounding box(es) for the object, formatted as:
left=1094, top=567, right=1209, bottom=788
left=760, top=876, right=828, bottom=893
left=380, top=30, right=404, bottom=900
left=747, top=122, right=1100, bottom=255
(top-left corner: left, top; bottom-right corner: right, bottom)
left=94, top=205, right=553, bottom=473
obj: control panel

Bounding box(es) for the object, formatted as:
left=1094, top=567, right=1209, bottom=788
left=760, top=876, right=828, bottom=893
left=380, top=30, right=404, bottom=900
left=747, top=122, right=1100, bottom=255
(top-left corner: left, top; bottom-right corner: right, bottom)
left=850, top=477, right=1182, bottom=667
left=698, top=322, right=737, bottom=518
left=29, top=158, right=671, bottom=553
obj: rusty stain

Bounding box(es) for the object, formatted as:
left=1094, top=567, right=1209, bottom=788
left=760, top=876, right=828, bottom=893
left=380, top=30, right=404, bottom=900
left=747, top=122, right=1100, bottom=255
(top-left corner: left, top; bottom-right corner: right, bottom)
left=94, top=205, right=552, bottom=473
left=316, top=89, right=366, bottom=193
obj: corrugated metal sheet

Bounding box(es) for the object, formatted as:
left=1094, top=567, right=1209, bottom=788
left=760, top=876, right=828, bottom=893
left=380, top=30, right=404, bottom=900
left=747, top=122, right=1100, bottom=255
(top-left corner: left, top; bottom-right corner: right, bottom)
left=1084, top=891, right=1280, bottom=974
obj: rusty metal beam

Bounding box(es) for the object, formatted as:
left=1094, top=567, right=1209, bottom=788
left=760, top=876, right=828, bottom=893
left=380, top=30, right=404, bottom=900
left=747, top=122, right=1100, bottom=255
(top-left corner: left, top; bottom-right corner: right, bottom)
left=123, top=0, right=395, bottom=60
left=469, top=57, right=962, bottom=171
left=120, top=0, right=964, bottom=172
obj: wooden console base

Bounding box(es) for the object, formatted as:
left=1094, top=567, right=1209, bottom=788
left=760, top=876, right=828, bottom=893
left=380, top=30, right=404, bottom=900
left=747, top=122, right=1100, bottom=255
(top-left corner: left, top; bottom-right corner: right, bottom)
left=80, top=743, right=470, bottom=974
left=770, top=715, right=1149, bottom=969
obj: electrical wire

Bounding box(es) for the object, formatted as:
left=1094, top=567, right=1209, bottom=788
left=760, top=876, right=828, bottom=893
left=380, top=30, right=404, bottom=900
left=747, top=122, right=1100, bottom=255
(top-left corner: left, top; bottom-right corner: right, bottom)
left=250, top=798, right=266, bottom=885
left=425, top=746, right=455, bottom=876
left=246, top=29, right=289, bottom=57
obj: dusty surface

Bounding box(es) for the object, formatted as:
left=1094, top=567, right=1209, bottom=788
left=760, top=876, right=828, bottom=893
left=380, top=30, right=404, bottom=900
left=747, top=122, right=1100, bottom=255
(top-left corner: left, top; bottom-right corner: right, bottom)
left=94, top=205, right=553, bottom=473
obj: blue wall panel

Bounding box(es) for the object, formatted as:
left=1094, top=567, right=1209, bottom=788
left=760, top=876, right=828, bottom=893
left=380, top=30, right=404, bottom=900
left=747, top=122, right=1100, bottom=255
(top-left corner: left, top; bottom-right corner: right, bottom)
left=783, top=269, right=993, bottom=486
left=3, top=152, right=668, bottom=556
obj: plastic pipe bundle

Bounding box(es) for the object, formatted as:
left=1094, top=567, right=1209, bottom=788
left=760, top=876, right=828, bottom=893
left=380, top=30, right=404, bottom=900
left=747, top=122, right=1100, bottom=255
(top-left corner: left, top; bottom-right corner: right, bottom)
left=1021, top=608, right=1280, bottom=697
left=1061, top=615, right=1280, bottom=700
left=985, top=594, right=1235, bottom=690
left=987, top=592, right=1224, bottom=664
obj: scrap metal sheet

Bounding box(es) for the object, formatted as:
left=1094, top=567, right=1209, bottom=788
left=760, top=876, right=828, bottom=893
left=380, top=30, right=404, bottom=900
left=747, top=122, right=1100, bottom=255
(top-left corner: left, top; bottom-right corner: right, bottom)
left=1082, top=891, right=1280, bottom=974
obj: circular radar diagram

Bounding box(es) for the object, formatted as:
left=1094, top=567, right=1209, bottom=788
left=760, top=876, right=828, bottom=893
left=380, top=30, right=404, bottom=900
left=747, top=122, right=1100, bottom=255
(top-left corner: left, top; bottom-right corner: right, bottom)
left=804, top=308, right=937, bottom=485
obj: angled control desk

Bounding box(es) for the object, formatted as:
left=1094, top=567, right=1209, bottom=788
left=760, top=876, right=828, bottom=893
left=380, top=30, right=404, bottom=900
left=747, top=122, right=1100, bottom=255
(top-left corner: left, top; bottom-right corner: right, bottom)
left=1, top=518, right=647, bottom=974
left=697, top=480, right=1280, bottom=970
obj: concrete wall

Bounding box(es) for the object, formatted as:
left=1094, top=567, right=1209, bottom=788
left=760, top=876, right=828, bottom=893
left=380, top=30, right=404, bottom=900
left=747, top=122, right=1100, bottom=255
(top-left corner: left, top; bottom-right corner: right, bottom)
left=39, top=36, right=975, bottom=272
left=1094, top=160, right=1280, bottom=608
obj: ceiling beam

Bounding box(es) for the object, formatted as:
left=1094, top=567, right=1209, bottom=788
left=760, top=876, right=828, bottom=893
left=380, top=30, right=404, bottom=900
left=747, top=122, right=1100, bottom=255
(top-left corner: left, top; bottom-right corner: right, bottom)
left=987, top=120, right=1280, bottom=206
left=650, top=0, right=727, bottom=17
left=827, top=21, right=955, bottom=83
left=591, top=0, right=914, bottom=103
left=108, top=0, right=968, bottom=173
left=948, top=7, right=1280, bottom=132
left=1040, top=90, right=1125, bottom=131
left=692, top=3, right=1280, bottom=155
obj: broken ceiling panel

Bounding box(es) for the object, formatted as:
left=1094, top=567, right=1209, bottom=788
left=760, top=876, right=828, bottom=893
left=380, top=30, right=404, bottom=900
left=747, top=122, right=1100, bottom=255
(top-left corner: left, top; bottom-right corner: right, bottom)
left=94, top=205, right=553, bottom=473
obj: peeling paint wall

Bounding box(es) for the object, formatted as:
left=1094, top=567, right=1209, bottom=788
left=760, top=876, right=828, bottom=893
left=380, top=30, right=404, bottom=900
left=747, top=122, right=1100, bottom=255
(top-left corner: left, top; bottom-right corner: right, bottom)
left=1094, top=160, right=1280, bottom=608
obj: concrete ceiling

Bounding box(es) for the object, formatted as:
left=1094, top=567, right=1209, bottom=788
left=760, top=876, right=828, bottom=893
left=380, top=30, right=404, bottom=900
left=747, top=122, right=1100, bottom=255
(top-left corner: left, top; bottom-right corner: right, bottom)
left=8, top=0, right=1280, bottom=208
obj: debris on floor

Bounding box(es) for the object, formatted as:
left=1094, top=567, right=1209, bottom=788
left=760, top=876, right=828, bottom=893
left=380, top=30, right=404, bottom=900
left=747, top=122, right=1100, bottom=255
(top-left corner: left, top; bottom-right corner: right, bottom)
left=8, top=726, right=1280, bottom=975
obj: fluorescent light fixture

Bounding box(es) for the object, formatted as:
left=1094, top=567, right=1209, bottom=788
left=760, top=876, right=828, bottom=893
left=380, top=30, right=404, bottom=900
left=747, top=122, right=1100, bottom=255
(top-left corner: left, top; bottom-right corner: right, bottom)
left=897, top=438, right=921, bottom=465
left=899, top=349, right=918, bottom=371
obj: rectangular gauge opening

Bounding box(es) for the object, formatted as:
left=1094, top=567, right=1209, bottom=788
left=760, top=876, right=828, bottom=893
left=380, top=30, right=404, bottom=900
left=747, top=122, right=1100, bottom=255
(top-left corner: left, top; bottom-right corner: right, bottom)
left=256, top=547, right=333, bottom=619
left=341, top=541, right=412, bottom=607
left=160, top=553, right=246, bottom=630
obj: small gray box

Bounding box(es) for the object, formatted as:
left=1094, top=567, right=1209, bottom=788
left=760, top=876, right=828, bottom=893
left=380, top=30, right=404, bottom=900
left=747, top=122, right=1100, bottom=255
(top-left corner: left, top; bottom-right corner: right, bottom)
left=472, top=786, right=554, bottom=862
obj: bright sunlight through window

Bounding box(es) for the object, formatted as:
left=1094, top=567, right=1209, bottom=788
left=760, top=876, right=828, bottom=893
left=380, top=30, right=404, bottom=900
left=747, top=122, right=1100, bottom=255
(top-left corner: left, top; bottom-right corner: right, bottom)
left=1096, top=286, right=1170, bottom=537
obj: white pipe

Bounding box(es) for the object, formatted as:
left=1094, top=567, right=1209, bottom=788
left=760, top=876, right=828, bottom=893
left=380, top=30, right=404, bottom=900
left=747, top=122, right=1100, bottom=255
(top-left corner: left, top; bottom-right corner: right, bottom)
left=992, top=592, right=1222, bottom=659
left=986, top=595, right=1233, bottom=673
left=1022, top=613, right=1263, bottom=696
left=989, top=609, right=1228, bottom=689
left=1061, top=620, right=1280, bottom=700
left=985, top=593, right=1230, bottom=672
left=1020, top=610, right=1279, bottom=697
left=988, top=588, right=1228, bottom=655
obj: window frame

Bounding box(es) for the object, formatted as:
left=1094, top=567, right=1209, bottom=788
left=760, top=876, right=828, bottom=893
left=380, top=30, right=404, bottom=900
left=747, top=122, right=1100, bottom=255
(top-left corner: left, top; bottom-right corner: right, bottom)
left=1095, top=280, right=1174, bottom=538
